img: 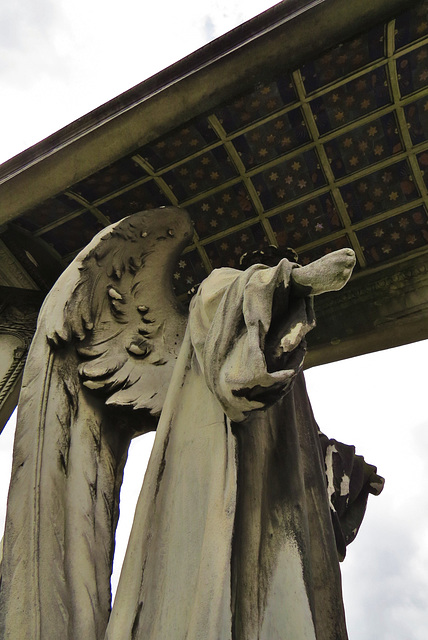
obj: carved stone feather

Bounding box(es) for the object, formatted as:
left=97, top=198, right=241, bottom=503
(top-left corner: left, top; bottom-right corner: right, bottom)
left=0, top=207, right=193, bottom=640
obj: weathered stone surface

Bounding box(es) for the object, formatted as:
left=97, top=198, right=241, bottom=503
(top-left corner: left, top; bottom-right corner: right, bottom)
left=0, top=209, right=382, bottom=640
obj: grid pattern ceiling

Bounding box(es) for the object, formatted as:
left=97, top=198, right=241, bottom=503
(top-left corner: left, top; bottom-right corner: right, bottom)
left=14, top=2, right=428, bottom=296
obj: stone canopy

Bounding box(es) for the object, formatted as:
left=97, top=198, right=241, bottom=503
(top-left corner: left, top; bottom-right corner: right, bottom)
left=0, top=0, right=427, bottom=431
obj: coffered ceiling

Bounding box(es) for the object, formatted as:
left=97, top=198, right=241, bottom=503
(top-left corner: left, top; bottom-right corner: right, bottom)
left=7, top=1, right=428, bottom=297
left=1, top=0, right=427, bottom=367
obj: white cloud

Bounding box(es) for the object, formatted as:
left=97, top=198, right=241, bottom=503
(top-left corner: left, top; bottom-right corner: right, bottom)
left=0, top=0, right=68, bottom=85
left=0, top=0, right=278, bottom=163
left=112, top=431, right=155, bottom=596
left=306, top=339, right=428, bottom=640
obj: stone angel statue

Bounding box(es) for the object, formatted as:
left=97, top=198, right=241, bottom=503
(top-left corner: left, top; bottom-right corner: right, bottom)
left=0, top=207, right=383, bottom=640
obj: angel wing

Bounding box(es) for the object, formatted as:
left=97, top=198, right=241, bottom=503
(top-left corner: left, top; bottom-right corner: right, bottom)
left=0, top=207, right=193, bottom=640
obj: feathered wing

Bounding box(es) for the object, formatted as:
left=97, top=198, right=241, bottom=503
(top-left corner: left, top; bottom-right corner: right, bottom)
left=0, top=207, right=193, bottom=640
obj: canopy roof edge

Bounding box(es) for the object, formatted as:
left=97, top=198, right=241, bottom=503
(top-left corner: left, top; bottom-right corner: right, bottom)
left=0, top=0, right=410, bottom=224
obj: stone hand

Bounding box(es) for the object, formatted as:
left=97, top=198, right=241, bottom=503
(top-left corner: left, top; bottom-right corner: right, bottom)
left=290, top=248, right=356, bottom=296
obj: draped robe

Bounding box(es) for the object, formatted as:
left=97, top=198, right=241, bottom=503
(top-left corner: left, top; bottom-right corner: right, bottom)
left=106, top=259, right=348, bottom=640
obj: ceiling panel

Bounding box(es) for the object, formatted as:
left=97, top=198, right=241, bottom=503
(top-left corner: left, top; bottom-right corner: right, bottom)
left=10, top=2, right=428, bottom=298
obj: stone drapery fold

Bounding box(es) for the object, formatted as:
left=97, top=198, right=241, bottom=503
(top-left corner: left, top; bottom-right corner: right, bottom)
left=106, top=261, right=347, bottom=640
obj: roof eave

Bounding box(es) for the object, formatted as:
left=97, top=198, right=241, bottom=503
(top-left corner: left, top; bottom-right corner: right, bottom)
left=0, top=0, right=410, bottom=224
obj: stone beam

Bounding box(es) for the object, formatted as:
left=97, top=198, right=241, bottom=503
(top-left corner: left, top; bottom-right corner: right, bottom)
left=306, top=251, right=428, bottom=368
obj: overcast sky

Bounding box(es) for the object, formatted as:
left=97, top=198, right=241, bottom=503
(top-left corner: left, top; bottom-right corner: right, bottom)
left=1, top=1, right=427, bottom=639
left=0, top=0, right=277, bottom=164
